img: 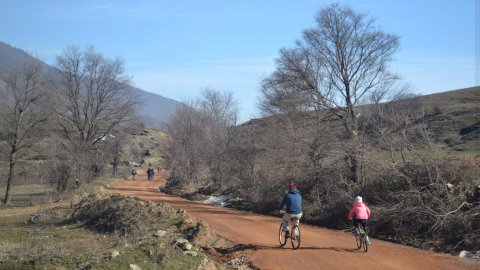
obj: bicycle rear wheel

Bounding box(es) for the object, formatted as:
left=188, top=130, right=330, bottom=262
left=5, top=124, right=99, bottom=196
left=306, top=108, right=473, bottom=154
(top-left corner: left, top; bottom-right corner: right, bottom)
left=279, top=224, right=287, bottom=246
left=355, top=234, right=362, bottom=249
left=291, top=225, right=301, bottom=250
left=362, top=234, right=368, bottom=252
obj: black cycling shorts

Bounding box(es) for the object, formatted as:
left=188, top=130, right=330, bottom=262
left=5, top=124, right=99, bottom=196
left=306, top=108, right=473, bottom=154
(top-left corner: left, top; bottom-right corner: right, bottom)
left=353, top=219, right=368, bottom=230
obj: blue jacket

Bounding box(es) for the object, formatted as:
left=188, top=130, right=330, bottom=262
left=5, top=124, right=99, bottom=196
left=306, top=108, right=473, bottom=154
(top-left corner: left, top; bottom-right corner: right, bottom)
left=279, top=189, right=302, bottom=214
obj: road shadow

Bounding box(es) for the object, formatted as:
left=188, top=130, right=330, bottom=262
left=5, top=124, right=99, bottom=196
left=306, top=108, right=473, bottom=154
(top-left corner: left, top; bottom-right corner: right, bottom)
left=212, top=244, right=360, bottom=254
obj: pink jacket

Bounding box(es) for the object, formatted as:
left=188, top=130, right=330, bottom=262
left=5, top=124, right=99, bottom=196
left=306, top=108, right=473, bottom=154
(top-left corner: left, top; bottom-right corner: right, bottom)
left=348, top=202, right=371, bottom=220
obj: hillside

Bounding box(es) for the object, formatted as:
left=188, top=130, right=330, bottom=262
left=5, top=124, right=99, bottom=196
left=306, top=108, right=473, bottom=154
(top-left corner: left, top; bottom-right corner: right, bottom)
left=415, top=86, right=480, bottom=150
left=242, top=86, right=480, bottom=152
left=0, top=41, right=181, bottom=128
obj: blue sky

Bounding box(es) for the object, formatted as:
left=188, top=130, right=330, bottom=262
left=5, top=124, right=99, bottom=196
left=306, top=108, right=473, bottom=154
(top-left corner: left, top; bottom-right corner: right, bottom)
left=0, top=0, right=476, bottom=122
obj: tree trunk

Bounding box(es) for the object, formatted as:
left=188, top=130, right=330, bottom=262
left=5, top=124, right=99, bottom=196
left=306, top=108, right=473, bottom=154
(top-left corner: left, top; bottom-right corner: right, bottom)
left=112, top=157, right=118, bottom=177
left=4, top=146, right=17, bottom=204
left=345, top=95, right=360, bottom=183
left=348, top=149, right=359, bottom=183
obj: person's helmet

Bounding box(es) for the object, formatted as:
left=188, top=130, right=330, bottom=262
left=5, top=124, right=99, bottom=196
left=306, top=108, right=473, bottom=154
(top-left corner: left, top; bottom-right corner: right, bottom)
left=355, top=196, right=363, bottom=202
left=289, top=183, right=297, bottom=190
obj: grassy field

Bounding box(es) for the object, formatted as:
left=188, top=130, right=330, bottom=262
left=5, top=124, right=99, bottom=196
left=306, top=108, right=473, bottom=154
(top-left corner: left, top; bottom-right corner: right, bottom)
left=0, top=184, right=55, bottom=208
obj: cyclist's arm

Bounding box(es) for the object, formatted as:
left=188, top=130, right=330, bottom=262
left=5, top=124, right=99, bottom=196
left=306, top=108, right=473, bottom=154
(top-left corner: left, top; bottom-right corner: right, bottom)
left=347, top=207, right=355, bottom=220
left=278, top=195, right=287, bottom=210
left=366, top=206, right=371, bottom=218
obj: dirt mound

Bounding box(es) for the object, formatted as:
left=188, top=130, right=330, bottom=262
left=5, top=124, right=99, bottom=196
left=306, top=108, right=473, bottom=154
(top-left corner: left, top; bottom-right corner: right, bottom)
left=181, top=218, right=230, bottom=248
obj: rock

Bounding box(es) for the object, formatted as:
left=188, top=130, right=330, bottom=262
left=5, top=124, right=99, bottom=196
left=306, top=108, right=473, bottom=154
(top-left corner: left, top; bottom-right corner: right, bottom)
left=459, top=250, right=473, bottom=258
left=197, top=258, right=217, bottom=270
left=129, top=264, right=142, bottom=270
left=174, top=238, right=194, bottom=251
left=183, top=243, right=193, bottom=250
left=184, top=250, right=197, bottom=257
left=175, top=238, right=189, bottom=244
left=227, top=256, right=250, bottom=269
left=110, top=250, right=120, bottom=260
left=153, top=230, right=167, bottom=237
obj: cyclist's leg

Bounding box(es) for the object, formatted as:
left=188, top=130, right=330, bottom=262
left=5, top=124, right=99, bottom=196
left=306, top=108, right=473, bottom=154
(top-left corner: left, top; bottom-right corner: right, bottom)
left=282, top=212, right=290, bottom=231
left=290, top=213, right=302, bottom=226
left=352, top=219, right=360, bottom=234
left=359, top=219, right=367, bottom=232
left=361, top=220, right=370, bottom=244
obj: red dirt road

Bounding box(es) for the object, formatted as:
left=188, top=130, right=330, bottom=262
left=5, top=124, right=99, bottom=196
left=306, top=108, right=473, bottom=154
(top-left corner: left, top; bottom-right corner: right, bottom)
left=111, top=171, right=479, bottom=270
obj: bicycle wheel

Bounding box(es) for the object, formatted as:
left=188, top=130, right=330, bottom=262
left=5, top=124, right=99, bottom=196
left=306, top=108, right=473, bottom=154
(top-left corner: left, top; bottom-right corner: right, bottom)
left=362, top=234, right=369, bottom=252
left=291, top=225, right=301, bottom=250
left=279, top=224, right=287, bottom=246
left=355, top=234, right=362, bottom=249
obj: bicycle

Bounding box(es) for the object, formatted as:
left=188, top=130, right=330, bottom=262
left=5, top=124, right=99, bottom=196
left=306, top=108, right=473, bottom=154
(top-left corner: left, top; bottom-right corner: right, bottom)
left=354, top=225, right=370, bottom=252
left=278, top=211, right=301, bottom=249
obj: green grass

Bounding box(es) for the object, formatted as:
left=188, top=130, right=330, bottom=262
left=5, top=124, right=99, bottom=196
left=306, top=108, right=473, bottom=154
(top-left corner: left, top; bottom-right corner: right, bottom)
left=78, top=176, right=120, bottom=194
left=162, top=251, right=204, bottom=270
left=158, top=216, right=184, bottom=230
left=0, top=184, right=54, bottom=208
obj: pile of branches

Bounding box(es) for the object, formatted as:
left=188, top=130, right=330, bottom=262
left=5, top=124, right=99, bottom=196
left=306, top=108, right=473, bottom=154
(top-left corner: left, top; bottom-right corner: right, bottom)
left=69, top=194, right=170, bottom=237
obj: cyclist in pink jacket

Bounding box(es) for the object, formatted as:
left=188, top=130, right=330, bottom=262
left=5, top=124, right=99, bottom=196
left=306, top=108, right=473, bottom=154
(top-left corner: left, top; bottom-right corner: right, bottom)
left=348, top=196, right=371, bottom=243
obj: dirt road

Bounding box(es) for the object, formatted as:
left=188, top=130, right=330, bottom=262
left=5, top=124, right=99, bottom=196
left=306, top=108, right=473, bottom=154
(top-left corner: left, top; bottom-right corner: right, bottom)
left=111, top=171, right=479, bottom=270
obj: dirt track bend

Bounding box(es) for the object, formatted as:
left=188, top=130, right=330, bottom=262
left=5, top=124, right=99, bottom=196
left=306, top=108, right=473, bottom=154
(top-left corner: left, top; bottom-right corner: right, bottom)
left=111, top=171, right=479, bottom=270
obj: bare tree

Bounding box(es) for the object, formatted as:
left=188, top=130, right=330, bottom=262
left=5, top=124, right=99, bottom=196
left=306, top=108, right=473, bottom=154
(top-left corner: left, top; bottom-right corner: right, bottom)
left=0, top=60, right=54, bottom=204
left=166, top=101, right=204, bottom=187
left=200, top=89, right=238, bottom=188
left=165, top=89, right=238, bottom=189
left=54, top=46, right=136, bottom=189
left=260, top=3, right=400, bottom=183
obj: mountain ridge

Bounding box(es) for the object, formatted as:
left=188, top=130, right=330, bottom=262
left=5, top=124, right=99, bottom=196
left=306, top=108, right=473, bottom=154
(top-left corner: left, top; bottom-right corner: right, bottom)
left=0, top=41, right=180, bottom=128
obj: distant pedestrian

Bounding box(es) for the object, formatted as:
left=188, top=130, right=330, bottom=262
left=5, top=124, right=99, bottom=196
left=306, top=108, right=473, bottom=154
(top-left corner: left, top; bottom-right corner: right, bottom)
left=157, top=166, right=161, bottom=173
left=131, top=168, right=137, bottom=181
left=147, top=165, right=155, bottom=181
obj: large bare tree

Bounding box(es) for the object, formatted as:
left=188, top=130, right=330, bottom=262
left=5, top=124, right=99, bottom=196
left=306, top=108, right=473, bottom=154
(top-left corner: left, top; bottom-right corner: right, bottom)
left=1, top=60, right=54, bottom=204
left=166, top=89, right=238, bottom=189
left=54, top=46, right=136, bottom=189
left=260, top=4, right=400, bottom=183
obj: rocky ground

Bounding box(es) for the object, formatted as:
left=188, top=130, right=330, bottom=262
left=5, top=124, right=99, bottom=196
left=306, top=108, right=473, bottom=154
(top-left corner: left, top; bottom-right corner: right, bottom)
left=0, top=190, right=255, bottom=270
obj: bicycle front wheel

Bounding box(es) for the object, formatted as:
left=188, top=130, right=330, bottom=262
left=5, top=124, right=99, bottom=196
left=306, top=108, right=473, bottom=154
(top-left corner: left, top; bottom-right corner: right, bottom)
left=279, top=224, right=287, bottom=247
left=291, top=225, right=301, bottom=250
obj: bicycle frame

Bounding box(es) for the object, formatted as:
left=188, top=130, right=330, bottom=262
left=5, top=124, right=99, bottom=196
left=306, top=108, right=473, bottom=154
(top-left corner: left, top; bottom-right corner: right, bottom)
left=279, top=215, right=301, bottom=249
left=355, top=225, right=369, bottom=252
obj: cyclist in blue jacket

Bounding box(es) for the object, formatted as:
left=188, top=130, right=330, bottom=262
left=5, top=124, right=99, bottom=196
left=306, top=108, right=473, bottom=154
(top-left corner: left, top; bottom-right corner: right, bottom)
left=279, top=183, right=303, bottom=234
